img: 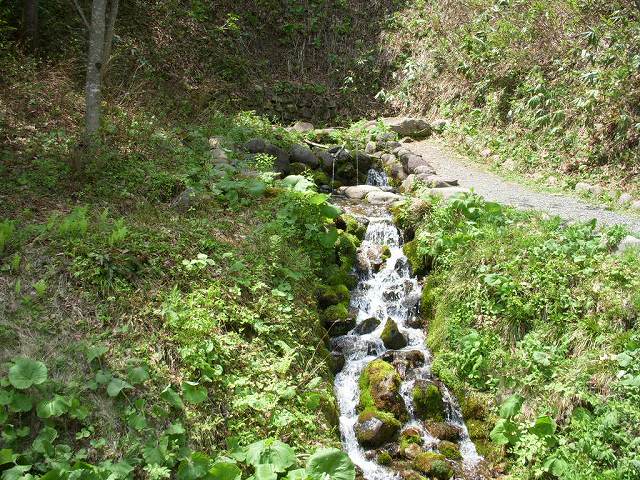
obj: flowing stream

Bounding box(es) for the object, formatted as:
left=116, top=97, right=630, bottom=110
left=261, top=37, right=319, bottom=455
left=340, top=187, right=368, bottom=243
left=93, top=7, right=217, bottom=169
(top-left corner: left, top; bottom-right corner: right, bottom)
left=332, top=170, right=482, bottom=479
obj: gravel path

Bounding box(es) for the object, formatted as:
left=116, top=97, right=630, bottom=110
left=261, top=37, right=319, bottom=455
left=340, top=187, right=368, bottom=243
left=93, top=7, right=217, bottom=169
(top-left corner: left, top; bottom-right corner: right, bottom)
left=409, top=140, right=640, bottom=234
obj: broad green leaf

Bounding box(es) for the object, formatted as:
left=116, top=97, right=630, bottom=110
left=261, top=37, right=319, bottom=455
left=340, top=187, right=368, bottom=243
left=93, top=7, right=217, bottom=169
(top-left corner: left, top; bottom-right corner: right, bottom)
left=306, top=448, right=355, bottom=480
left=246, top=180, right=267, bottom=196
left=620, top=375, right=640, bottom=387
left=161, top=386, right=184, bottom=409
left=8, top=358, right=47, bottom=389
left=32, top=426, right=58, bottom=454
left=318, top=227, right=338, bottom=248
left=529, top=415, right=556, bottom=438
left=532, top=351, right=551, bottom=367
left=309, top=193, right=329, bottom=206
left=1, top=464, right=32, bottom=480
left=0, top=448, right=16, bottom=465
left=106, top=378, right=133, bottom=397
left=209, top=462, right=242, bottom=480
left=254, top=464, right=277, bottom=480
left=490, top=418, right=520, bottom=446
left=616, top=352, right=633, bottom=367
left=499, top=394, right=524, bottom=419
left=36, top=395, right=69, bottom=419
left=166, top=422, right=185, bottom=436
left=0, top=389, right=11, bottom=406
left=245, top=439, right=296, bottom=472
left=127, top=366, right=149, bottom=385
left=10, top=392, right=33, bottom=412
left=86, top=344, right=108, bottom=363
left=286, top=469, right=309, bottom=480
left=182, top=381, right=208, bottom=404
left=95, top=370, right=113, bottom=385
left=177, top=452, right=211, bottom=480
left=543, top=457, right=569, bottom=476
left=320, top=203, right=342, bottom=220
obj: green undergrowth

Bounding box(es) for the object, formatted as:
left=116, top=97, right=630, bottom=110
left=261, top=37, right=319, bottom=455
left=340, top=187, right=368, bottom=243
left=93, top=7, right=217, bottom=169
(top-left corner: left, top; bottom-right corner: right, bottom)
left=393, top=193, right=640, bottom=479
left=0, top=109, right=363, bottom=478
left=381, top=0, right=640, bottom=196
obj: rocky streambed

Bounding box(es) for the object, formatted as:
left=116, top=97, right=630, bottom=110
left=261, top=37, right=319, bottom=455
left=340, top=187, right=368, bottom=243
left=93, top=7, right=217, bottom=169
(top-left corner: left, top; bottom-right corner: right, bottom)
left=325, top=194, right=488, bottom=480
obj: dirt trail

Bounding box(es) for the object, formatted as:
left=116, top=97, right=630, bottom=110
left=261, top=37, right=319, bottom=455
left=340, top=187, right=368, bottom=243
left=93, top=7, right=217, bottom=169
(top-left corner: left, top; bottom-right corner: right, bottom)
left=409, top=140, right=640, bottom=234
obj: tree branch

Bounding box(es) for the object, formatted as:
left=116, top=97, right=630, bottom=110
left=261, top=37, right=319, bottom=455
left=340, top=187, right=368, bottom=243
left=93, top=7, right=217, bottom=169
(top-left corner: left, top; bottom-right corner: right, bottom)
left=71, top=0, right=90, bottom=29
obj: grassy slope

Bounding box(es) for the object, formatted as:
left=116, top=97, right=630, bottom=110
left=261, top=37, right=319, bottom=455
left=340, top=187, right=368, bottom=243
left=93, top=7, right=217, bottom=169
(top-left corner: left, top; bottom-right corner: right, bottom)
left=394, top=193, right=640, bottom=479
left=380, top=0, right=640, bottom=199
left=0, top=64, right=352, bottom=475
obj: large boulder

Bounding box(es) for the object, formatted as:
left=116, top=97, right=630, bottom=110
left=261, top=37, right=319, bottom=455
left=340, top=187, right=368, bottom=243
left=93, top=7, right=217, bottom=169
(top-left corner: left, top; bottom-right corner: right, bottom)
left=317, top=284, right=350, bottom=309
left=290, top=120, right=315, bottom=133
left=382, top=350, right=425, bottom=378
left=264, top=144, right=290, bottom=175
left=290, top=144, right=319, bottom=169
left=413, top=452, right=452, bottom=479
left=412, top=380, right=445, bottom=421
left=244, top=138, right=268, bottom=153
left=354, top=317, right=381, bottom=335
left=405, top=154, right=432, bottom=174
left=424, top=421, right=462, bottom=442
left=355, top=411, right=401, bottom=448
left=340, top=185, right=381, bottom=199
left=316, top=150, right=335, bottom=174
left=415, top=174, right=458, bottom=188
left=366, top=191, right=403, bottom=205
left=368, top=117, right=432, bottom=138
left=358, top=359, right=407, bottom=421
left=321, top=303, right=356, bottom=337
left=381, top=319, right=408, bottom=350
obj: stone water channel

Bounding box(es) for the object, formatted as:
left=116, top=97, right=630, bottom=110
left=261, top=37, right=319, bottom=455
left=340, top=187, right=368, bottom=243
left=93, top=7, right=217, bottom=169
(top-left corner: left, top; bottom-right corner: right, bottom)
left=330, top=170, right=483, bottom=480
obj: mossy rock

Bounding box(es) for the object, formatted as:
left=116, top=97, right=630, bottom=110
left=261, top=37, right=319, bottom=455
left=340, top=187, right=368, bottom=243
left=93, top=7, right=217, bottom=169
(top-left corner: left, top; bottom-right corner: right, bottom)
left=381, top=245, right=391, bottom=262
left=381, top=318, right=407, bottom=350
left=402, top=240, right=430, bottom=276
left=377, top=450, right=392, bottom=465
left=325, top=264, right=358, bottom=290
left=355, top=410, right=402, bottom=448
left=460, top=392, right=488, bottom=420
left=420, top=279, right=437, bottom=324
left=438, top=441, right=462, bottom=460
left=342, top=214, right=367, bottom=240
left=474, top=439, right=505, bottom=465
left=320, top=303, right=355, bottom=336
left=424, top=421, right=461, bottom=442
left=413, top=452, right=452, bottom=479
left=412, top=380, right=445, bottom=421
left=358, top=359, right=407, bottom=421
left=317, top=284, right=350, bottom=309
left=466, top=419, right=490, bottom=440
left=289, top=162, right=308, bottom=175
left=336, top=232, right=360, bottom=258
left=312, top=170, right=331, bottom=186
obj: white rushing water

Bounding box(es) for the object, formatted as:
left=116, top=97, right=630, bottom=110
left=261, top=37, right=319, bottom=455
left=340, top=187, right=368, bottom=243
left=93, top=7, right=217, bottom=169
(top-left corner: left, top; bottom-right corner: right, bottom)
left=332, top=206, right=482, bottom=479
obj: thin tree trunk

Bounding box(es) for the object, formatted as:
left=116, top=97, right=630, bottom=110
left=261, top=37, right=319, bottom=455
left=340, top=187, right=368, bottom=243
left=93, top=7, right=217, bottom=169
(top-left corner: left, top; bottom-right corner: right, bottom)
left=85, top=0, right=108, bottom=141
left=22, top=0, right=38, bottom=51
left=101, top=0, right=119, bottom=81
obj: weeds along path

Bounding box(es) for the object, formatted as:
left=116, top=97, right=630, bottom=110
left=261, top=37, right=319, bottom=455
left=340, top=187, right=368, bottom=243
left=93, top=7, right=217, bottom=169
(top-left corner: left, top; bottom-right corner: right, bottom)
left=410, top=140, right=640, bottom=234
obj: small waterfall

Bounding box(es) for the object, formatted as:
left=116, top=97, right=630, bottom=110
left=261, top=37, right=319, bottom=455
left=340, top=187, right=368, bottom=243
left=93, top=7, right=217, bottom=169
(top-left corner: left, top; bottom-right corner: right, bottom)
left=366, top=168, right=389, bottom=187
left=333, top=214, right=482, bottom=480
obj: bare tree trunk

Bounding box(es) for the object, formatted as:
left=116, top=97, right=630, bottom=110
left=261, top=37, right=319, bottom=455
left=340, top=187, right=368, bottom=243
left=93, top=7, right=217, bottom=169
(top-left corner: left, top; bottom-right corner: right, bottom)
left=84, top=0, right=108, bottom=141
left=101, top=0, right=119, bottom=81
left=22, top=0, right=38, bottom=51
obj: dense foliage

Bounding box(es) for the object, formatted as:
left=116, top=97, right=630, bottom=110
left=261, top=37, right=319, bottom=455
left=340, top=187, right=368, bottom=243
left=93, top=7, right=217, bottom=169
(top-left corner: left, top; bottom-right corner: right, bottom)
left=394, top=193, right=640, bottom=478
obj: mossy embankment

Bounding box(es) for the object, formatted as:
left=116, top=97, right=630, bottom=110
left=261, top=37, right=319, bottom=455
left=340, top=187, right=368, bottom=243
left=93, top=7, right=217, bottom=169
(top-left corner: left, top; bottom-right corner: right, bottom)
left=392, top=194, right=640, bottom=479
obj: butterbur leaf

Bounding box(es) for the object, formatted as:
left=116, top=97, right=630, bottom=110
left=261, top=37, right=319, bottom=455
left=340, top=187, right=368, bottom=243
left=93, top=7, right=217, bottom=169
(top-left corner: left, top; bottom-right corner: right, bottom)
left=182, top=381, right=208, bottom=404
left=320, top=203, right=341, bottom=220
left=245, top=439, right=296, bottom=472
left=490, top=418, right=520, bottom=446
left=529, top=415, right=556, bottom=438
left=210, top=461, right=242, bottom=480
left=2, top=465, right=32, bottom=480
left=165, top=422, right=185, bottom=436
left=127, top=366, right=150, bottom=385
left=543, top=457, right=569, bottom=476
left=32, top=426, right=58, bottom=454
left=107, top=378, right=133, bottom=397
left=532, top=351, right=551, bottom=367
left=499, top=394, right=524, bottom=419
left=8, top=358, right=48, bottom=389
left=306, top=448, right=355, bottom=480
left=177, top=452, right=211, bottom=480
left=309, top=193, right=329, bottom=205
left=318, top=227, right=338, bottom=248
left=37, top=395, right=69, bottom=419
left=616, top=352, right=633, bottom=367
left=0, top=448, right=16, bottom=465
left=86, top=344, right=108, bottom=363
left=254, top=464, right=278, bottom=480
left=620, top=375, right=640, bottom=387
left=286, top=469, right=309, bottom=480
left=10, top=392, right=33, bottom=412
left=161, top=386, right=184, bottom=409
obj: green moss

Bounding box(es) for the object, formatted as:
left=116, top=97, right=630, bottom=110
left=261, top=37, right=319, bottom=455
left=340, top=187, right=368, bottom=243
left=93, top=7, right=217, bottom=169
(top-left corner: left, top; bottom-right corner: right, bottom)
left=412, top=381, right=444, bottom=421
left=402, top=239, right=429, bottom=276
left=475, top=439, right=505, bottom=465
left=321, top=303, right=349, bottom=323
left=342, top=214, right=366, bottom=240
left=312, top=170, right=331, bottom=186
left=317, top=284, right=350, bottom=309
left=466, top=419, right=490, bottom=440
left=381, top=245, right=391, bottom=262
left=324, top=264, right=358, bottom=290
left=289, top=162, right=308, bottom=175
left=380, top=318, right=407, bottom=350
left=413, top=452, right=452, bottom=479
left=358, top=359, right=407, bottom=421
left=459, top=392, right=488, bottom=420
left=377, top=450, right=392, bottom=465
left=399, top=428, right=422, bottom=451
left=355, top=409, right=402, bottom=446
left=424, top=421, right=461, bottom=442
left=438, top=440, right=461, bottom=460
left=336, top=232, right=360, bottom=258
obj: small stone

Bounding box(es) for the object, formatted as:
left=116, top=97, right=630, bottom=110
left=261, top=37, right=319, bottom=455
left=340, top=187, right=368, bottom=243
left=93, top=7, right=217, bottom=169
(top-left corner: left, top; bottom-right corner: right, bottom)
left=366, top=191, right=403, bottom=205
left=413, top=165, right=436, bottom=176
left=546, top=176, right=559, bottom=186
left=424, top=186, right=471, bottom=199
left=244, top=138, right=267, bottom=153
left=365, top=141, right=377, bottom=154
left=210, top=147, right=228, bottom=164
left=290, top=144, right=319, bottom=169
left=354, top=317, right=381, bottom=335
left=208, top=136, right=224, bottom=149
left=480, top=148, right=492, bottom=158
left=501, top=159, right=517, bottom=171
left=290, top=120, right=314, bottom=132
left=430, top=119, right=450, bottom=133
left=575, top=182, right=591, bottom=194
left=619, top=193, right=633, bottom=206
left=589, top=185, right=603, bottom=196
left=631, top=200, right=640, bottom=211
left=617, top=235, right=640, bottom=253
